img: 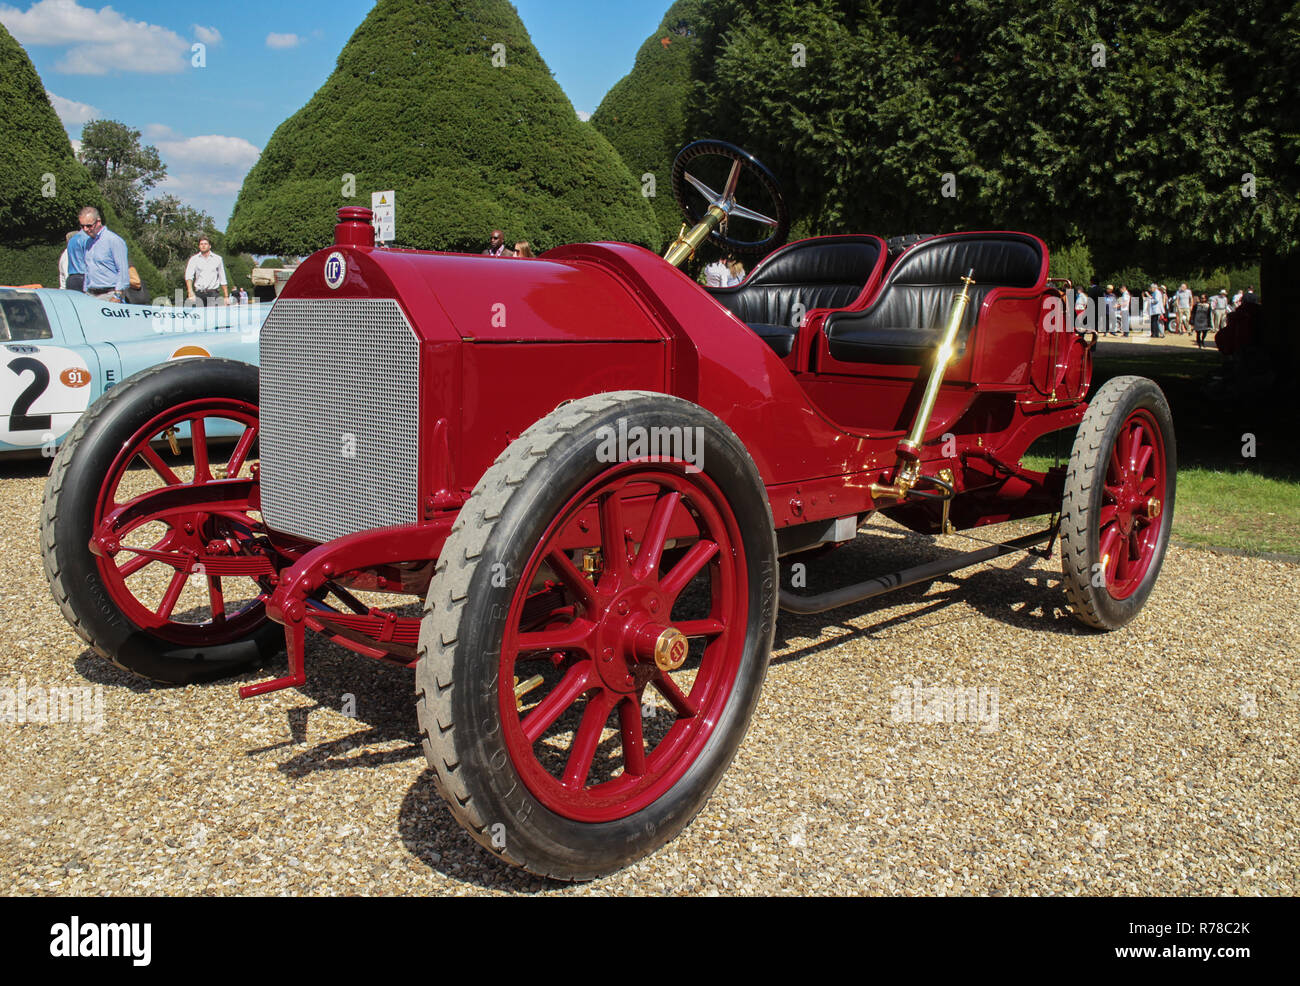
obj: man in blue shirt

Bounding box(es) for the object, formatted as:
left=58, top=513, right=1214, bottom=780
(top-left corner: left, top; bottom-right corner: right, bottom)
left=61, top=229, right=90, bottom=291
left=79, top=206, right=129, bottom=302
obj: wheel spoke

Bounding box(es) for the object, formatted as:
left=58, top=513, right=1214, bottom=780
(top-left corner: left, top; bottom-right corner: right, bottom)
left=521, top=660, right=594, bottom=743
left=684, top=171, right=721, bottom=206
left=545, top=548, right=598, bottom=614
left=137, top=444, right=181, bottom=487
left=156, top=569, right=190, bottom=620
left=116, top=532, right=171, bottom=577
left=226, top=423, right=258, bottom=477
left=1097, top=504, right=1119, bottom=529
left=729, top=201, right=779, bottom=227
left=722, top=159, right=743, bottom=201
left=1134, top=443, right=1153, bottom=477
left=653, top=671, right=700, bottom=718
left=1128, top=424, right=1146, bottom=471
left=190, top=419, right=210, bottom=482
left=1098, top=525, right=1120, bottom=575
left=660, top=539, right=719, bottom=601
left=1139, top=475, right=1159, bottom=496
left=514, top=619, right=596, bottom=657
left=675, top=618, right=725, bottom=638
left=632, top=490, right=681, bottom=580
left=618, top=697, right=647, bottom=777
left=207, top=576, right=225, bottom=622
left=1117, top=426, right=1135, bottom=476
left=562, top=691, right=615, bottom=789
left=599, top=489, right=628, bottom=578
left=1107, top=443, right=1124, bottom=485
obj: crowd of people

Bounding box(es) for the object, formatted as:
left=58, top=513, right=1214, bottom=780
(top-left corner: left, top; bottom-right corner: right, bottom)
left=704, top=255, right=747, bottom=287
left=55, top=206, right=251, bottom=305
left=1078, top=279, right=1258, bottom=348
left=482, top=229, right=533, bottom=258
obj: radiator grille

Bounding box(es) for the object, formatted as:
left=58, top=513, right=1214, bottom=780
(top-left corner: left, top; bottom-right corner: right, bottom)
left=259, top=298, right=420, bottom=543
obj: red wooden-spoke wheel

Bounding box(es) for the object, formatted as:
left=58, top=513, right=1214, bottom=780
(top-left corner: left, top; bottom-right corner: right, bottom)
left=42, top=359, right=283, bottom=684
left=500, top=465, right=745, bottom=822
left=417, top=391, right=776, bottom=879
left=1096, top=408, right=1167, bottom=599
left=93, top=398, right=266, bottom=645
left=1061, top=375, right=1176, bottom=630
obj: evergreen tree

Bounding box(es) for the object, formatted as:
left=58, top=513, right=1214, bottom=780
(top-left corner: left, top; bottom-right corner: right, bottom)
left=78, top=120, right=168, bottom=231
left=590, top=0, right=711, bottom=236
left=0, top=23, right=164, bottom=293
left=227, top=0, right=659, bottom=255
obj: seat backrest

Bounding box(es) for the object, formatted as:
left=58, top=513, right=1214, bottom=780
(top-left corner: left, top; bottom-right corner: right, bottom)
left=708, top=235, right=883, bottom=329
left=823, top=232, right=1044, bottom=364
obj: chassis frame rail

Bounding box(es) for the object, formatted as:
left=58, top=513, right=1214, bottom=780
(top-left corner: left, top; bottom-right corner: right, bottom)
left=778, top=527, right=1056, bottom=615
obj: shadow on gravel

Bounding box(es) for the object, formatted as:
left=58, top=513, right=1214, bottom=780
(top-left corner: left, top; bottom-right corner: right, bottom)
left=773, top=528, right=1083, bottom=661
left=240, top=638, right=424, bottom=777
left=397, top=772, right=567, bottom=893
left=72, top=651, right=172, bottom=692
left=0, top=456, right=54, bottom=481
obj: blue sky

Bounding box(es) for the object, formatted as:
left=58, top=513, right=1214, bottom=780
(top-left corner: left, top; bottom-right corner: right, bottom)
left=2, top=0, right=672, bottom=228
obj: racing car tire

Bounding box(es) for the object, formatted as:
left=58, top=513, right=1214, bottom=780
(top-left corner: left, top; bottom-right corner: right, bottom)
left=416, top=391, right=777, bottom=880
left=1059, top=375, right=1176, bottom=630
left=40, top=358, right=282, bottom=684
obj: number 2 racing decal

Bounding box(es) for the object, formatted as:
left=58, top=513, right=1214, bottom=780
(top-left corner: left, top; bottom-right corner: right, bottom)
left=1, top=345, right=92, bottom=448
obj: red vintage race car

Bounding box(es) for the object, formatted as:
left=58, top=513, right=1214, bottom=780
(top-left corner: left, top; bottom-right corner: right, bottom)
left=41, top=141, right=1175, bottom=880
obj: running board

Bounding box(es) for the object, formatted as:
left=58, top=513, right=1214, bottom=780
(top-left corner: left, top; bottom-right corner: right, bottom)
left=778, top=528, right=1054, bottom=615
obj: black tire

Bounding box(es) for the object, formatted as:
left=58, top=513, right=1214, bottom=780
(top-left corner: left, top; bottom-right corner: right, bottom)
left=416, top=391, right=777, bottom=880
left=40, top=358, right=282, bottom=684
left=1060, top=375, right=1176, bottom=630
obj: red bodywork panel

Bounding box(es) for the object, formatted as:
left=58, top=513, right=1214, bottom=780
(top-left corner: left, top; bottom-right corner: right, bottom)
left=279, top=231, right=1087, bottom=531
left=246, top=221, right=1091, bottom=684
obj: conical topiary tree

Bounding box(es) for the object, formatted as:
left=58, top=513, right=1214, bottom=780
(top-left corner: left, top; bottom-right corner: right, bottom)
left=590, top=0, right=710, bottom=237
left=227, top=0, right=660, bottom=255
left=0, top=22, right=164, bottom=293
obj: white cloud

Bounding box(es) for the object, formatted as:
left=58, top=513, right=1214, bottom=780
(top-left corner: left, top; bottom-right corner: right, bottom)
left=193, top=24, right=220, bottom=45
left=0, top=0, right=190, bottom=74
left=70, top=137, right=81, bottom=155
left=142, top=122, right=179, bottom=140
left=150, top=132, right=262, bottom=227
left=576, top=110, right=591, bottom=122
left=155, top=134, right=261, bottom=170
left=46, top=90, right=99, bottom=128
left=265, top=32, right=299, bottom=50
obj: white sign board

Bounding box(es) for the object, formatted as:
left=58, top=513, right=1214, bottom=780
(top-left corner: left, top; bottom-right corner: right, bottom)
left=371, top=190, right=396, bottom=242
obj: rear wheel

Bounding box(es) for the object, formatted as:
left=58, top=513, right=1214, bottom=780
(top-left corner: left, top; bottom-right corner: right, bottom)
left=40, top=359, right=282, bottom=684
left=1060, top=375, right=1176, bottom=629
left=416, top=391, right=777, bottom=879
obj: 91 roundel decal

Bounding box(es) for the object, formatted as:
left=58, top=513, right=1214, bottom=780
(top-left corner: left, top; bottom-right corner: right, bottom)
left=0, top=345, right=92, bottom=448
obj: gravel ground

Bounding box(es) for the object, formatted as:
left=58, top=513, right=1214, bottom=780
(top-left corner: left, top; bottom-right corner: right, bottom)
left=1, top=458, right=1295, bottom=896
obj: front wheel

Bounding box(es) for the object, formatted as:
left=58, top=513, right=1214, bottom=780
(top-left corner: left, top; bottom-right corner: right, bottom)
left=416, top=391, right=777, bottom=880
left=40, top=358, right=282, bottom=684
left=1060, top=375, right=1176, bottom=629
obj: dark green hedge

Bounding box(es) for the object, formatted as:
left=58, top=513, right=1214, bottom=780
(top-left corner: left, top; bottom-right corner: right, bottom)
left=590, top=0, right=709, bottom=238
left=0, top=23, right=164, bottom=294
left=227, top=0, right=659, bottom=255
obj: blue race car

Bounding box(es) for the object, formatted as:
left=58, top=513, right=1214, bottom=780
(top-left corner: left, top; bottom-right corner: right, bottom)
left=0, top=287, right=264, bottom=455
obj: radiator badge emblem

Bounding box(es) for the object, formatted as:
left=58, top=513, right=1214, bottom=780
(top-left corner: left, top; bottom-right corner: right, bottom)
left=324, top=251, right=347, bottom=290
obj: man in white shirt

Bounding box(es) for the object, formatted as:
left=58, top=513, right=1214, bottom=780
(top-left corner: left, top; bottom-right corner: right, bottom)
left=704, top=258, right=729, bottom=287
left=1210, top=288, right=1229, bottom=333
left=185, top=236, right=230, bottom=306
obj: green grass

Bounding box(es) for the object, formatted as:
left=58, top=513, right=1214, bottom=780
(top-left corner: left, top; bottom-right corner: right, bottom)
left=1022, top=340, right=1300, bottom=557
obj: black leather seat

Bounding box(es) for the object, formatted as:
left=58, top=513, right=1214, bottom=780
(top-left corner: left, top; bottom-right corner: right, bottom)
left=707, top=235, right=882, bottom=357
left=824, top=233, right=1043, bottom=364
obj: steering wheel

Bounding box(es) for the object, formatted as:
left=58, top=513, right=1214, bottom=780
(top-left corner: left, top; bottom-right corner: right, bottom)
left=670, top=139, right=789, bottom=255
